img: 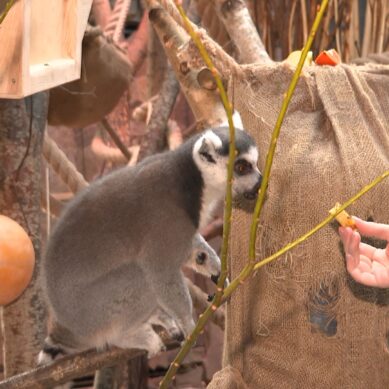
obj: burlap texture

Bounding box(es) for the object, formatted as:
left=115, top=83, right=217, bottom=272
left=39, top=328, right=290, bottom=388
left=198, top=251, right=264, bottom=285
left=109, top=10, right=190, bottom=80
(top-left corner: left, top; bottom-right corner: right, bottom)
left=208, top=62, right=389, bottom=388
left=48, top=27, right=132, bottom=128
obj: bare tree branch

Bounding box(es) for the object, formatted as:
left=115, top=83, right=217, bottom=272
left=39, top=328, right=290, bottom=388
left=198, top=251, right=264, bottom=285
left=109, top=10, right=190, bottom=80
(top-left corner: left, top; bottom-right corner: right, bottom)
left=209, top=0, right=271, bottom=64
left=139, top=65, right=180, bottom=159
left=147, top=5, right=237, bottom=128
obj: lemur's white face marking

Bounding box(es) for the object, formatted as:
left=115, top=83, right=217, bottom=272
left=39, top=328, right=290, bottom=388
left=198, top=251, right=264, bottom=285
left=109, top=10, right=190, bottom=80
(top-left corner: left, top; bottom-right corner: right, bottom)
left=186, top=245, right=221, bottom=278
left=193, top=130, right=227, bottom=193
left=193, top=128, right=262, bottom=226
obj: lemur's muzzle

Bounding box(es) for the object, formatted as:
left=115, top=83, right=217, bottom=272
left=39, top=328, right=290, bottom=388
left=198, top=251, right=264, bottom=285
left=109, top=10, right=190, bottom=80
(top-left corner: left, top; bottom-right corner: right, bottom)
left=211, top=273, right=230, bottom=287
left=211, top=274, right=219, bottom=284
left=244, top=175, right=263, bottom=200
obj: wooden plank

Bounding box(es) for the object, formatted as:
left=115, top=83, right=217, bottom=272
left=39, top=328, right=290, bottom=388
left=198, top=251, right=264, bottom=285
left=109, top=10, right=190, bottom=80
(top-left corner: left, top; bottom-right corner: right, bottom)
left=29, top=59, right=78, bottom=97
left=0, top=0, right=92, bottom=98
left=74, top=0, right=93, bottom=75
left=29, top=0, right=65, bottom=65
left=0, top=0, right=24, bottom=97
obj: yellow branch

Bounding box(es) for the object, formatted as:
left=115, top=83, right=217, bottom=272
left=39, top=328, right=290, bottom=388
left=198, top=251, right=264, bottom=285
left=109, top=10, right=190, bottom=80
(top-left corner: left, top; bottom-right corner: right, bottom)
left=223, top=170, right=389, bottom=299
left=248, top=0, right=330, bottom=265
left=159, top=1, right=237, bottom=387
left=0, top=0, right=16, bottom=25
left=160, top=1, right=331, bottom=387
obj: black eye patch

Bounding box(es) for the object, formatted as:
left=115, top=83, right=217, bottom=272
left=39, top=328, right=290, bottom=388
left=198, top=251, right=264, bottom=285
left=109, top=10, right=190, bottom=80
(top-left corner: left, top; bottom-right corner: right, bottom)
left=234, top=159, right=252, bottom=175
left=196, top=252, right=207, bottom=265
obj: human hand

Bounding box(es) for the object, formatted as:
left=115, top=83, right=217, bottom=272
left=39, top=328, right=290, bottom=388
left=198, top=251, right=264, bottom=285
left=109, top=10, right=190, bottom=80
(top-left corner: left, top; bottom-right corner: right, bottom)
left=339, top=217, right=389, bottom=288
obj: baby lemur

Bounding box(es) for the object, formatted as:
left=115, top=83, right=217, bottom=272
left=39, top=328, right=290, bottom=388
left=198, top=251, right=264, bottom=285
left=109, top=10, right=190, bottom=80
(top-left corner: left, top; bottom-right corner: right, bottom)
left=39, top=126, right=262, bottom=367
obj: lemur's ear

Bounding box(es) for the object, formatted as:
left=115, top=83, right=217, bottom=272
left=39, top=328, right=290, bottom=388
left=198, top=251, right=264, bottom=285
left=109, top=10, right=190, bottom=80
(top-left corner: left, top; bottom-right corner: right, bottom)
left=198, top=138, right=217, bottom=163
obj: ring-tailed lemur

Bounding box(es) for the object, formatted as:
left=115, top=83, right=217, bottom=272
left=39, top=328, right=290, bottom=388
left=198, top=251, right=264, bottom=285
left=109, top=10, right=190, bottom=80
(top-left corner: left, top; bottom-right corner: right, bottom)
left=38, top=126, right=262, bottom=371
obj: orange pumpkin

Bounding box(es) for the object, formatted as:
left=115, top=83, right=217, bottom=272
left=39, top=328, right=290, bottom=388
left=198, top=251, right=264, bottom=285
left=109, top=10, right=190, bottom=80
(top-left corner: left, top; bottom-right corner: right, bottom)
left=0, top=215, right=35, bottom=305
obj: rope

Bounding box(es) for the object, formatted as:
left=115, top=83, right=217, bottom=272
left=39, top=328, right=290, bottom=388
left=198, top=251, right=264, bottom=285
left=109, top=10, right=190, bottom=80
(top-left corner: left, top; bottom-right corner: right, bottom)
left=43, top=133, right=88, bottom=194
left=104, top=0, right=132, bottom=42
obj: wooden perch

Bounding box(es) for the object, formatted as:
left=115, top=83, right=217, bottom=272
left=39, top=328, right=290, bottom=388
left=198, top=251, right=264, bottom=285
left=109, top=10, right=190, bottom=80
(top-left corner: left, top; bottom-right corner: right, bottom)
left=0, top=277, right=223, bottom=388
left=0, top=348, right=145, bottom=389
left=209, top=0, right=272, bottom=64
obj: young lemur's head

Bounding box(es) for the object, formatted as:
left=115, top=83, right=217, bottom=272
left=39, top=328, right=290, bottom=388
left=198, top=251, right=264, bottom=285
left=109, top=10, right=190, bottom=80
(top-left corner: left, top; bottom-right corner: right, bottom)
left=192, top=126, right=262, bottom=212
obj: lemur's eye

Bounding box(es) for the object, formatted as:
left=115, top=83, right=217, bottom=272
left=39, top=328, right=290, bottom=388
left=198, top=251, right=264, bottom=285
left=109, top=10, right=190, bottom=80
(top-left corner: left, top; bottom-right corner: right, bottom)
left=234, top=160, right=252, bottom=175
left=196, top=252, right=207, bottom=265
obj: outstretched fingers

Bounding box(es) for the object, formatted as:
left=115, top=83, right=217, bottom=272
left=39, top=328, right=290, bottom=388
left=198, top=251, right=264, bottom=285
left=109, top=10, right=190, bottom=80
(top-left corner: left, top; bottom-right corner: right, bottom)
left=339, top=226, right=353, bottom=251
left=348, top=230, right=361, bottom=259
left=353, top=217, right=389, bottom=241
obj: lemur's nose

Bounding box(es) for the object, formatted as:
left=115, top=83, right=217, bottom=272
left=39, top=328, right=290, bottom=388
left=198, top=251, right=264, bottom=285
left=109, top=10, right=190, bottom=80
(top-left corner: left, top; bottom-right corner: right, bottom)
left=211, top=274, right=220, bottom=284
left=244, top=175, right=263, bottom=200
left=254, top=174, right=263, bottom=192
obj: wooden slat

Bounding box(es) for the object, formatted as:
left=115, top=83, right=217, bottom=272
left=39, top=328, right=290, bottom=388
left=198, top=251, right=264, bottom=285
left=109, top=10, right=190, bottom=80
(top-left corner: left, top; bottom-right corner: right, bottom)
left=0, top=0, right=92, bottom=98
left=0, top=0, right=24, bottom=97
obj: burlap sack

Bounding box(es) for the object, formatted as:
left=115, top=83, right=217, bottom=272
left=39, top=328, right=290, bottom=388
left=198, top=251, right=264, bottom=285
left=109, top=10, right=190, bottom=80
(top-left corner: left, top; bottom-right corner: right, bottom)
left=48, top=27, right=132, bottom=128
left=208, top=62, right=389, bottom=388
left=352, top=52, right=389, bottom=65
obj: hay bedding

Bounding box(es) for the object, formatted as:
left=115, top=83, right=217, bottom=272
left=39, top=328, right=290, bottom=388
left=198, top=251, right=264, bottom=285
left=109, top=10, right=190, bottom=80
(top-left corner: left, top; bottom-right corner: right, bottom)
left=208, top=61, right=389, bottom=388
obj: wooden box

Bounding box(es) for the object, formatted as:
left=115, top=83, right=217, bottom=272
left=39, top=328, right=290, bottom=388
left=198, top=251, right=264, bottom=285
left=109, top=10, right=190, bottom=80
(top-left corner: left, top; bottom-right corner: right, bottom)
left=0, top=0, right=92, bottom=98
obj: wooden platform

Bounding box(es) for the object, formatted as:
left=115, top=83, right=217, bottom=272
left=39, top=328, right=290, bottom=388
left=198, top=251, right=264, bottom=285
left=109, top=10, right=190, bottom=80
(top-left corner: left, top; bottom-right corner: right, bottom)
left=0, top=0, right=92, bottom=98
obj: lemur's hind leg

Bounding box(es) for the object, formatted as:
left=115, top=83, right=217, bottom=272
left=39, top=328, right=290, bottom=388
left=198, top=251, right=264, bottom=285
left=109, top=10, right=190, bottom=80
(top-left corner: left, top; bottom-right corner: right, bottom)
left=110, top=322, right=165, bottom=358
left=145, top=263, right=195, bottom=338
left=148, top=309, right=184, bottom=342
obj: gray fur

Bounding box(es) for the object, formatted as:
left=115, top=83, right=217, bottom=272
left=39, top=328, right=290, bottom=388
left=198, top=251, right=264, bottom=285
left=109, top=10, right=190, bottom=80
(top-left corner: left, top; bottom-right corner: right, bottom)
left=39, top=127, right=261, bottom=366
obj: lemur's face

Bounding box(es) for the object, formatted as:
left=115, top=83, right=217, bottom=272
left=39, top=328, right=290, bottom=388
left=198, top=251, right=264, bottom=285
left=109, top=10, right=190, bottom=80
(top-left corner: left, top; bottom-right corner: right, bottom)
left=186, top=246, right=221, bottom=279
left=193, top=127, right=262, bottom=212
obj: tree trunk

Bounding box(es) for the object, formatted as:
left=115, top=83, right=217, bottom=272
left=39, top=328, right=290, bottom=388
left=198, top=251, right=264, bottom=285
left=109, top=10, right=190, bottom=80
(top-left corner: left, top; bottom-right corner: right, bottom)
left=0, top=93, right=48, bottom=377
